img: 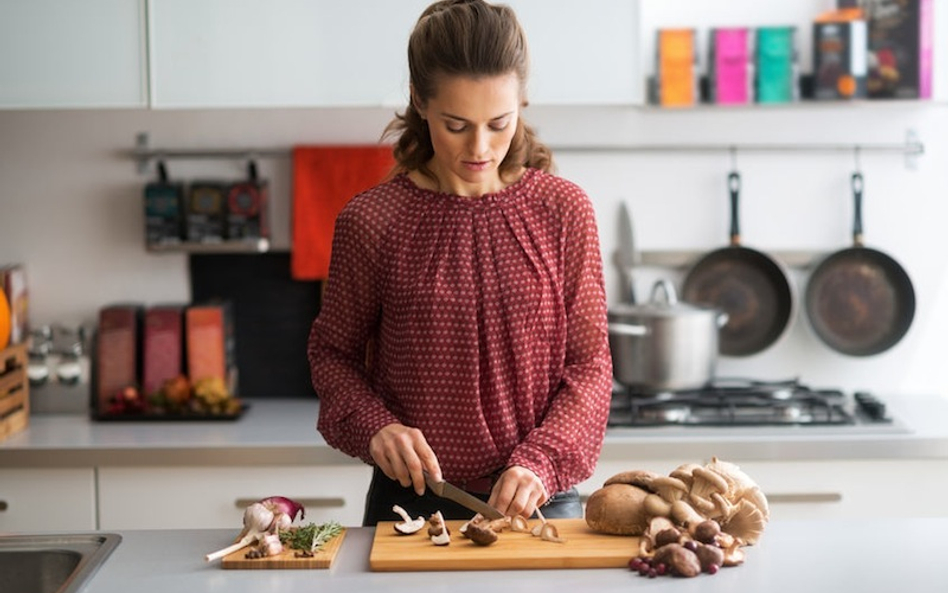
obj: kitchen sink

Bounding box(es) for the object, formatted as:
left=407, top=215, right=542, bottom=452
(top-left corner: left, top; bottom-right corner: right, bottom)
left=0, top=533, right=121, bottom=593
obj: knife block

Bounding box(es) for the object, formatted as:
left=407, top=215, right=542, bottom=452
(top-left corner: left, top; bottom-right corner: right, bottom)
left=0, top=343, right=29, bottom=442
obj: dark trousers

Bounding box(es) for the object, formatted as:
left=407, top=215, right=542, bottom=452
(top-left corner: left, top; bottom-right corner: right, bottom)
left=362, top=467, right=582, bottom=526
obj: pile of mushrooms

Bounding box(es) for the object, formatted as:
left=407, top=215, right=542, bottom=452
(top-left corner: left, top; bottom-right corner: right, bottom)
left=585, top=457, right=769, bottom=577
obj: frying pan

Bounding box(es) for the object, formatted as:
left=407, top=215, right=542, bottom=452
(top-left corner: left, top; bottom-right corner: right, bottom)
left=682, top=172, right=795, bottom=357
left=804, top=173, right=915, bottom=356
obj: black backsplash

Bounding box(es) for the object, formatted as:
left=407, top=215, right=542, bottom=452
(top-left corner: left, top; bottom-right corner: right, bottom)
left=189, top=252, right=320, bottom=398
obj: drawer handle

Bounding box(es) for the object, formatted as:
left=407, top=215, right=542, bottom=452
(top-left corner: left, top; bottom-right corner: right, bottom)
left=234, top=497, right=345, bottom=509
left=0, top=500, right=7, bottom=512
left=765, top=493, right=842, bottom=504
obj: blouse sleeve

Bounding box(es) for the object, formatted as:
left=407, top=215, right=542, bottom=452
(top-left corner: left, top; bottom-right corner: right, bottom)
left=506, top=187, right=613, bottom=496
left=307, top=200, right=400, bottom=464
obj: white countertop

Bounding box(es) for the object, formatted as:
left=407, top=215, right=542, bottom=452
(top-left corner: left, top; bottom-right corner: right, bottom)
left=55, top=518, right=948, bottom=593
left=3, top=394, right=948, bottom=468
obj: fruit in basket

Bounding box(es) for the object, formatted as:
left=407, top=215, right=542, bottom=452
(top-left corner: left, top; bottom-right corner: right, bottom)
left=162, top=374, right=191, bottom=405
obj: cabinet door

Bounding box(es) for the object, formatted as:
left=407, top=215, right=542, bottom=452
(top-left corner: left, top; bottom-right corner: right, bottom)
left=149, top=0, right=641, bottom=108
left=0, top=468, right=97, bottom=531
left=97, top=465, right=373, bottom=529
left=0, top=0, right=147, bottom=108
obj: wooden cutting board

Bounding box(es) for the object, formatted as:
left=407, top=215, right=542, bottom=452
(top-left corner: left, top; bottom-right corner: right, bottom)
left=220, top=529, right=346, bottom=569
left=370, top=519, right=640, bottom=571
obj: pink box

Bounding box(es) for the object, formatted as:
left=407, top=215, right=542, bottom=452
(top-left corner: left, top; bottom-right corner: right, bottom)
left=711, top=28, right=750, bottom=105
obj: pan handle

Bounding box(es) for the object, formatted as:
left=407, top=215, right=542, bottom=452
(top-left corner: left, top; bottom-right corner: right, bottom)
left=852, top=172, right=864, bottom=247
left=728, top=172, right=741, bottom=246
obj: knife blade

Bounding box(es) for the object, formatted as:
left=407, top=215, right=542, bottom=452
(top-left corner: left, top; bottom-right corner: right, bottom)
left=423, top=472, right=505, bottom=520
left=613, top=200, right=638, bottom=304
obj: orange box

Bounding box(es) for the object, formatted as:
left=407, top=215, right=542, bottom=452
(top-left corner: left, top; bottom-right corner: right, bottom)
left=657, top=29, right=698, bottom=107
left=185, top=302, right=237, bottom=392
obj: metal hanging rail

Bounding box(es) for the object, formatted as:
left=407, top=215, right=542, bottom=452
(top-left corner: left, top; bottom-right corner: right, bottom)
left=127, top=131, right=924, bottom=173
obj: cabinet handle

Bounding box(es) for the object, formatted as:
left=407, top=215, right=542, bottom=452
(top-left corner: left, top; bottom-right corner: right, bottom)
left=0, top=500, right=7, bottom=512
left=765, top=493, right=842, bottom=504
left=234, top=497, right=345, bottom=509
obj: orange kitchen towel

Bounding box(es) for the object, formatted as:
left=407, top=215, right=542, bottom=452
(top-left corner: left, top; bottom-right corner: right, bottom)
left=291, top=145, right=395, bottom=280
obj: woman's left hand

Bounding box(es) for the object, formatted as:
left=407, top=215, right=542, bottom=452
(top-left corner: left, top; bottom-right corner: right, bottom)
left=487, top=465, right=548, bottom=519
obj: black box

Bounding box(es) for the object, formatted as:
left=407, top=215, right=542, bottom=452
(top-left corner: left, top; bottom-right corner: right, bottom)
left=144, top=181, right=184, bottom=246
left=226, top=180, right=270, bottom=241
left=185, top=182, right=228, bottom=243
left=813, top=19, right=868, bottom=100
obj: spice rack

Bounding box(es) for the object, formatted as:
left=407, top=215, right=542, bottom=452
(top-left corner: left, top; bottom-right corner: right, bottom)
left=0, top=343, right=29, bottom=442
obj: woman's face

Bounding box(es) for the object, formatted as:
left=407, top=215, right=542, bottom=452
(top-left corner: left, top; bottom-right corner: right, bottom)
left=417, top=73, right=521, bottom=197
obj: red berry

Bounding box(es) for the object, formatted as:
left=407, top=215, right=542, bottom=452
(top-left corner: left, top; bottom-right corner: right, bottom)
left=683, top=540, right=698, bottom=552
left=628, top=558, right=642, bottom=571
left=707, top=564, right=720, bottom=575
left=655, top=563, right=667, bottom=576
left=648, top=569, right=657, bottom=578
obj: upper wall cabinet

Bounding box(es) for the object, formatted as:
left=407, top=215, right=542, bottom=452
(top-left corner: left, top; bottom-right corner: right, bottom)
left=148, top=0, right=641, bottom=109
left=0, top=0, right=147, bottom=109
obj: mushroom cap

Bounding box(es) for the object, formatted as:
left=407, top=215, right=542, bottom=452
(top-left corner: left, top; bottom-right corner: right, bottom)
left=669, top=463, right=703, bottom=488
left=584, top=483, right=651, bottom=535
left=604, top=469, right=661, bottom=492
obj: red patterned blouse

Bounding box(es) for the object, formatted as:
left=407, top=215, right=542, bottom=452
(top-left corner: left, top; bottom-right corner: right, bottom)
left=307, top=168, right=612, bottom=496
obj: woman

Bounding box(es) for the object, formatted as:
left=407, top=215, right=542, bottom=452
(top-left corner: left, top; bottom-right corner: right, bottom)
left=307, top=0, right=612, bottom=526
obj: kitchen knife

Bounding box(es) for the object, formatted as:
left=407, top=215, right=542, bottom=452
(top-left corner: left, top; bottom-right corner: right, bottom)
left=613, top=200, right=638, bottom=304
left=423, top=472, right=505, bottom=520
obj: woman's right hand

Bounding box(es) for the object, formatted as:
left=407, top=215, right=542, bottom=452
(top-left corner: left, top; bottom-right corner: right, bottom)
left=369, top=423, right=441, bottom=495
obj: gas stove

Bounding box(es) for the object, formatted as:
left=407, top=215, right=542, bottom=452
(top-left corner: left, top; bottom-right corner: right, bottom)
left=608, top=378, right=894, bottom=428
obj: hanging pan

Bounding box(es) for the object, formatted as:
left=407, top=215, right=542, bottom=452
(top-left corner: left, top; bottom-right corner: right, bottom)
left=804, top=172, right=915, bottom=356
left=682, top=172, right=795, bottom=357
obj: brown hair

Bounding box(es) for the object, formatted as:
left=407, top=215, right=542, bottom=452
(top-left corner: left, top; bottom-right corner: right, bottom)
left=383, top=0, right=553, bottom=181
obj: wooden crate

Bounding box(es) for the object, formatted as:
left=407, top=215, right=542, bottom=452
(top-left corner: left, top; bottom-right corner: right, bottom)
left=0, top=342, right=29, bottom=441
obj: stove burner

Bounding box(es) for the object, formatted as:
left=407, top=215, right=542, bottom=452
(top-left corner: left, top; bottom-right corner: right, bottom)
left=608, top=378, right=891, bottom=428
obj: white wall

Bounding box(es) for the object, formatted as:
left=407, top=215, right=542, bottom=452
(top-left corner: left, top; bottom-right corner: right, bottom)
left=0, top=102, right=946, bottom=399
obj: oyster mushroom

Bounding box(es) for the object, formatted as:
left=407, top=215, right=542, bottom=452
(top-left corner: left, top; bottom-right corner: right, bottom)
left=644, top=493, right=673, bottom=517
left=391, top=505, right=425, bottom=535
left=720, top=499, right=766, bottom=545
left=650, top=476, right=689, bottom=502
left=689, top=466, right=729, bottom=501
left=669, top=463, right=702, bottom=489
left=670, top=500, right=706, bottom=531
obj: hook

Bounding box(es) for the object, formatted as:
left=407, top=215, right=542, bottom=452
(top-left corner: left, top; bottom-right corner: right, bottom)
left=853, top=145, right=862, bottom=174
left=729, top=145, right=738, bottom=173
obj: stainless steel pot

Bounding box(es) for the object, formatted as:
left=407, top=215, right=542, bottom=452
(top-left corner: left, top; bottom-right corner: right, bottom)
left=608, top=280, right=727, bottom=392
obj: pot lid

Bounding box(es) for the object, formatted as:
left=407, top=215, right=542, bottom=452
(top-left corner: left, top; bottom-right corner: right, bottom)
left=609, top=280, right=720, bottom=318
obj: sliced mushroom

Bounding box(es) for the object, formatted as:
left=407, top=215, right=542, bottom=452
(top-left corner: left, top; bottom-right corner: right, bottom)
left=464, top=521, right=499, bottom=546
left=428, top=511, right=451, bottom=546
left=392, top=505, right=426, bottom=535
left=510, top=515, right=531, bottom=533
left=538, top=522, right=566, bottom=544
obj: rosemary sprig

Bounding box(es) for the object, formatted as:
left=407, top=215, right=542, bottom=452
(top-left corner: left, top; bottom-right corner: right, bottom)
left=279, top=521, right=344, bottom=553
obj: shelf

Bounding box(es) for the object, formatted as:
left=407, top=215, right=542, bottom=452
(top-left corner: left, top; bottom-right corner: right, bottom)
left=630, top=249, right=823, bottom=270
left=146, top=238, right=270, bottom=254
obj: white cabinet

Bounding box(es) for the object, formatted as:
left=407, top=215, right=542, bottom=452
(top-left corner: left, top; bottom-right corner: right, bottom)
left=148, top=0, right=641, bottom=108
left=0, top=468, right=97, bottom=531
left=578, top=459, right=948, bottom=521
left=97, top=465, right=373, bottom=529
left=0, top=0, right=147, bottom=108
